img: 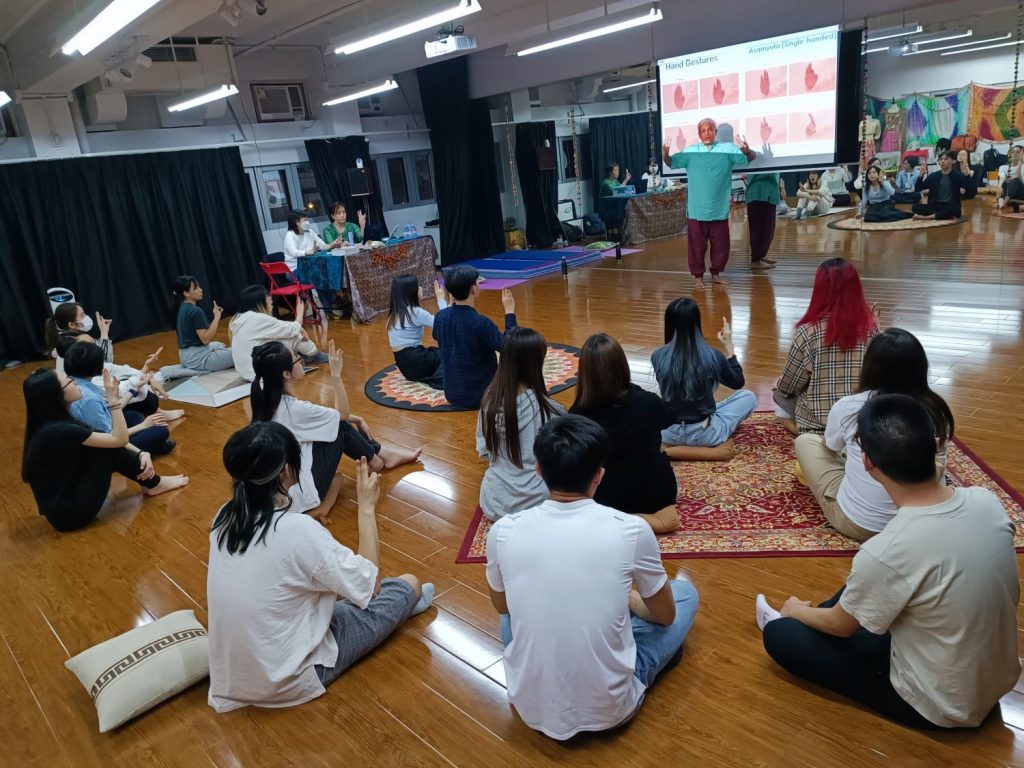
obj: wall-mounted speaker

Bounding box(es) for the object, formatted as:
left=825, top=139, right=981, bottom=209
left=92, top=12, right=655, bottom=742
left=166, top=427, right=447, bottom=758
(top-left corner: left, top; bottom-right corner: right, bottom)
left=536, top=146, right=556, bottom=171
left=348, top=167, right=372, bottom=196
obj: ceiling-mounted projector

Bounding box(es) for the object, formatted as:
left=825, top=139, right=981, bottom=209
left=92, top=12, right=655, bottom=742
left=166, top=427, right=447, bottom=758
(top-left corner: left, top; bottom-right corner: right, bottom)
left=425, top=34, right=476, bottom=58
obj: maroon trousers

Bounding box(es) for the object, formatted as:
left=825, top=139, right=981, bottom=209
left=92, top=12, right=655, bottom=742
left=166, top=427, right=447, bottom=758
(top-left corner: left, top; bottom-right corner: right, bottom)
left=747, top=201, right=777, bottom=263
left=686, top=218, right=730, bottom=277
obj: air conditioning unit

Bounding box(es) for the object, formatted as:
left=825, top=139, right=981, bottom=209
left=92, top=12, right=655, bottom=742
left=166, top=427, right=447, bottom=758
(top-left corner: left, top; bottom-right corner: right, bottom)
left=252, top=83, right=309, bottom=122
left=358, top=95, right=385, bottom=116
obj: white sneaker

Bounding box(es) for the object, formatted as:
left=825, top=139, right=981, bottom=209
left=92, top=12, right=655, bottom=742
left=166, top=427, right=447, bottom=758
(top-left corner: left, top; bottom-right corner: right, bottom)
left=755, top=594, right=782, bottom=632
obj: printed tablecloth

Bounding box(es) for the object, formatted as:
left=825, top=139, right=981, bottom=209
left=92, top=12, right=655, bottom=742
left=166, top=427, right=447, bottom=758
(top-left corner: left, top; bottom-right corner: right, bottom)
left=296, top=236, right=438, bottom=322
left=621, top=188, right=687, bottom=244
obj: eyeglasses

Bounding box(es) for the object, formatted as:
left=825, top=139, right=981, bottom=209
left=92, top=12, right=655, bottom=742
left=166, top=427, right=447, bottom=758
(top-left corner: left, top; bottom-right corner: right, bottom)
left=292, top=357, right=303, bottom=368
left=61, top=378, right=77, bottom=390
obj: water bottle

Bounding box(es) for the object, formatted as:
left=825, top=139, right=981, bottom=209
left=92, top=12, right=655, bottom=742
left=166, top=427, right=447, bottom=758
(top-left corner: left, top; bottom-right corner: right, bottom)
left=347, top=231, right=355, bottom=245
left=560, top=255, right=569, bottom=278
left=615, top=243, right=622, bottom=263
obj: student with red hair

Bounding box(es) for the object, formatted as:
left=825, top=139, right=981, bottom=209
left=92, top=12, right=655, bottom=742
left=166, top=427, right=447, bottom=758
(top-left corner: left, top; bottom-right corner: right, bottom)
left=773, top=258, right=878, bottom=435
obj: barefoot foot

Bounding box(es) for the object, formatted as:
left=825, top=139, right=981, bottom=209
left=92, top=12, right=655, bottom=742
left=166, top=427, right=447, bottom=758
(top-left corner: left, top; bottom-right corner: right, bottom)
left=693, top=278, right=706, bottom=290
left=144, top=475, right=190, bottom=496
left=379, top=445, right=423, bottom=470
left=159, top=409, right=185, bottom=420
left=711, top=275, right=730, bottom=285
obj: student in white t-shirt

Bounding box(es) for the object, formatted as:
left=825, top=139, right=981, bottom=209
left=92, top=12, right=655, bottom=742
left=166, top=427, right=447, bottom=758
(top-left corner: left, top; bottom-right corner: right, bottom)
left=756, top=394, right=1020, bottom=729
left=485, top=414, right=699, bottom=740
left=794, top=328, right=955, bottom=540
left=207, top=422, right=433, bottom=712
left=249, top=340, right=420, bottom=523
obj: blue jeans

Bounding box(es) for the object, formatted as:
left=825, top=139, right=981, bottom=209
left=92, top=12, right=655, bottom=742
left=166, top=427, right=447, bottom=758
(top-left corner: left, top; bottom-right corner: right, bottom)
left=660, top=389, right=757, bottom=447
left=500, top=579, right=699, bottom=688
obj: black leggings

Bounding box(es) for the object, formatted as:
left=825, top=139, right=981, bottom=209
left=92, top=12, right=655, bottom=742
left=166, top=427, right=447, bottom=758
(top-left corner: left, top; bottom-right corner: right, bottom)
left=762, top=587, right=940, bottom=730
left=394, top=345, right=443, bottom=389
left=46, top=449, right=161, bottom=532
left=911, top=202, right=961, bottom=220
left=310, top=421, right=382, bottom=500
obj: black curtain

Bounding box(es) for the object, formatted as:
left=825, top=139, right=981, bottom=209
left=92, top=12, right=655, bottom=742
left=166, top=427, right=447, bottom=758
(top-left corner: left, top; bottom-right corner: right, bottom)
left=417, top=56, right=504, bottom=265
left=515, top=121, right=561, bottom=248
left=0, top=147, right=263, bottom=362
left=304, top=137, right=387, bottom=237
left=589, top=112, right=660, bottom=212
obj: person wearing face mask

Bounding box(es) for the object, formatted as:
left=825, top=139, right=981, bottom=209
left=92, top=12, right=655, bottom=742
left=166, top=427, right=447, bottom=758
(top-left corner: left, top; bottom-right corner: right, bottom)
left=46, top=302, right=113, bottom=372
left=283, top=211, right=344, bottom=271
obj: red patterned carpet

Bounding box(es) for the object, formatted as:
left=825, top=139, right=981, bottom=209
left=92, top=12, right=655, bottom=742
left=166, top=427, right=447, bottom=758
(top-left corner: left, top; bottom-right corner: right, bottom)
left=364, top=344, right=579, bottom=412
left=456, top=412, right=1024, bottom=562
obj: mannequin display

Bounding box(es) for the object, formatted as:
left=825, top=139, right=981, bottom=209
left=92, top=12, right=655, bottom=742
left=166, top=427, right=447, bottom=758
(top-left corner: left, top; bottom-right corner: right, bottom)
left=880, top=104, right=906, bottom=154
left=858, top=114, right=882, bottom=170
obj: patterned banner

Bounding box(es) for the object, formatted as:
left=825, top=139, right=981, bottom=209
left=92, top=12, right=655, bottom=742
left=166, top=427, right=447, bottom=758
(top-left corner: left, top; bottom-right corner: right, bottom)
left=968, top=83, right=1024, bottom=141
left=867, top=87, right=969, bottom=147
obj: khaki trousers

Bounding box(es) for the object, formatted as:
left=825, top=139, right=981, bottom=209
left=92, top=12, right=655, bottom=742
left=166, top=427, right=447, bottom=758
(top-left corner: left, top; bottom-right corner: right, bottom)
left=794, top=433, right=876, bottom=542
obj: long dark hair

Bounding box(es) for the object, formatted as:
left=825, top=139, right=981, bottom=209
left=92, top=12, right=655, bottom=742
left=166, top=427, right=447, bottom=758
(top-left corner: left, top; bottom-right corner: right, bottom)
left=659, top=298, right=718, bottom=402
left=857, top=328, right=954, bottom=441
left=22, top=369, right=74, bottom=481
left=45, top=302, right=83, bottom=353
left=387, top=274, right=421, bottom=330
left=237, top=285, right=270, bottom=314
left=212, top=422, right=300, bottom=555
left=570, top=333, right=630, bottom=414
left=250, top=341, right=293, bottom=423
left=287, top=211, right=305, bottom=236
left=480, top=327, right=557, bottom=468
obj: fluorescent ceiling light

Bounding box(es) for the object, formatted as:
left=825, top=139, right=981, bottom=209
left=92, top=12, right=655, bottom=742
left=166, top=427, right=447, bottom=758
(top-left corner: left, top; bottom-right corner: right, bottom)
left=913, top=30, right=972, bottom=45
left=62, top=0, right=164, bottom=56
left=516, top=6, right=663, bottom=57
left=167, top=84, right=238, bottom=112
left=603, top=78, right=655, bottom=94
left=0, top=90, right=11, bottom=108
left=942, top=39, right=1020, bottom=56
left=865, top=23, right=922, bottom=42
left=323, top=79, right=399, bottom=106
left=864, top=46, right=888, bottom=53
left=335, top=0, right=482, bottom=55
left=905, top=32, right=1010, bottom=56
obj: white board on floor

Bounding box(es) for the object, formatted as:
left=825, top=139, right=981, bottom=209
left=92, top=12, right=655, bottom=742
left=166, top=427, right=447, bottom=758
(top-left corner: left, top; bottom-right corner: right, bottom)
left=164, top=370, right=250, bottom=408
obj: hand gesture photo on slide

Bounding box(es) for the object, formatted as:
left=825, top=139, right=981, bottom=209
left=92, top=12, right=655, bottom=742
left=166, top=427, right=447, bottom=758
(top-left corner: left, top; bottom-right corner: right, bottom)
left=806, top=113, right=817, bottom=137
left=804, top=62, right=818, bottom=91
left=760, top=117, right=773, bottom=143
left=674, top=83, right=685, bottom=110
left=713, top=78, right=725, bottom=104
left=759, top=69, right=770, bottom=96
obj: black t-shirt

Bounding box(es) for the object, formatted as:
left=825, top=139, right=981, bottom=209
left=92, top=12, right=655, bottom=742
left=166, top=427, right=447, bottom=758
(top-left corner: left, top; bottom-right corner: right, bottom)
left=573, top=385, right=678, bottom=515
left=937, top=173, right=953, bottom=205
left=176, top=303, right=209, bottom=349
left=24, top=421, right=113, bottom=530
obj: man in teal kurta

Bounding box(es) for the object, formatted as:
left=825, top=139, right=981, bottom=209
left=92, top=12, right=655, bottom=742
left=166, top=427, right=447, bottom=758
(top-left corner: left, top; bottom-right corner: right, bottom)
left=662, top=119, right=754, bottom=287
left=744, top=173, right=781, bottom=270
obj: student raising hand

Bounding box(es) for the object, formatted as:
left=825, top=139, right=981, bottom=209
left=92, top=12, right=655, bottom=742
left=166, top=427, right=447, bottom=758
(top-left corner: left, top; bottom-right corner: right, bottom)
left=716, top=317, right=735, bottom=357
left=502, top=288, right=516, bottom=315
left=328, top=339, right=344, bottom=379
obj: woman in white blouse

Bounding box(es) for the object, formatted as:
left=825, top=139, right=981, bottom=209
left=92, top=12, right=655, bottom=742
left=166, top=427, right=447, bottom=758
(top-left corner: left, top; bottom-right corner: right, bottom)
left=282, top=212, right=345, bottom=270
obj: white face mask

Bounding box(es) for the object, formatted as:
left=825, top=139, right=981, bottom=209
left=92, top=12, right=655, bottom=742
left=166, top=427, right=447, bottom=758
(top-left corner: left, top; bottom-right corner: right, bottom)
left=77, top=314, right=94, bottom=332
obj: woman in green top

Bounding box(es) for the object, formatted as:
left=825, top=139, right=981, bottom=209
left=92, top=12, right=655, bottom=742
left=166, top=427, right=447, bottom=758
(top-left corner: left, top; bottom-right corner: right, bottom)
left=322, top=202, right=367, bottom=245
left=599, top=163, right=632, bottom=197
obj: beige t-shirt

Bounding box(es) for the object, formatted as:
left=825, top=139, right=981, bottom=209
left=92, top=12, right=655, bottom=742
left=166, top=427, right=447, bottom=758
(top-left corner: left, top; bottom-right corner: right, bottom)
left=840, top=487, right=1020, bottom=727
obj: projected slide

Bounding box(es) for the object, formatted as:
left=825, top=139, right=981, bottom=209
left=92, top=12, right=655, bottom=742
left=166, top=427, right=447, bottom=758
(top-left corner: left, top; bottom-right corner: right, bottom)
left=659, top=26, right=840, bottom=172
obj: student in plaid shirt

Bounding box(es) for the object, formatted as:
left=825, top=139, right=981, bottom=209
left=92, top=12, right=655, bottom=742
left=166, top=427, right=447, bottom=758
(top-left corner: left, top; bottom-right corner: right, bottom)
left=774, top=259, right=879, bottom=435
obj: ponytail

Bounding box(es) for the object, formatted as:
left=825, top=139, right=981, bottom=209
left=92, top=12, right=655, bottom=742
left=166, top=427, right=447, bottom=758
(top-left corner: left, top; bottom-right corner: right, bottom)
left=214, top=422, right=301, bottom=555
left=45, top=303, right=82, bottom=353
left=249, top=341, right=292, bottom=423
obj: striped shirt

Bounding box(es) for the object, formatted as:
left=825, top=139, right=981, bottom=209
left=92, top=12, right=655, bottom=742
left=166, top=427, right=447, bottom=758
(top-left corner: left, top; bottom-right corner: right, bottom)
left=776, top=320, right=876, bottom=433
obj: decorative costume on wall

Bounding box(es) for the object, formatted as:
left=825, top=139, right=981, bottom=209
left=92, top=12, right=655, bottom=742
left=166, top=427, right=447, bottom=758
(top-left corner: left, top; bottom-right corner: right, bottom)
left=880, top=105, right=907, bottom=153
left=858, top=116, right=881, bottom=169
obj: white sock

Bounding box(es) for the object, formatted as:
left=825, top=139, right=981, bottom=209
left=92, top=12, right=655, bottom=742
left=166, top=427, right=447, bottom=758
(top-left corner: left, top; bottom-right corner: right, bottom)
left=755, top=594, right=782, bottom=632
left=411, top=582, right=435, bottom=616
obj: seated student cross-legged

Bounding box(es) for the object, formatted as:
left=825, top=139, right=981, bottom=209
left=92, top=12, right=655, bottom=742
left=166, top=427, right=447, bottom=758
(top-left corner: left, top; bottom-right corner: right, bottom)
left=432, top=265, right=517, bottom=409
left=207, top=423, right=434, bottom=712
left=21, top=368, right=188, bottom=532
left=653, top=298, right=756, bottom=453
left=229, top=285, right=328, bottom=381
left=387, top=274, right=447, bottom=389
left=757, top=395, right=1020, bottom=730
left=173, top=275, right=234, bottom=372
left=795, top=328, right=954, bottom=541
left=63, top=341, right=176, bottom=456
left=477, top=327, right=566, bottom=521
left=486, top=415, right=699, bottom=740
left=570, top=333, right=680, bottom=533
left=250, top=340, right=420, bottom=524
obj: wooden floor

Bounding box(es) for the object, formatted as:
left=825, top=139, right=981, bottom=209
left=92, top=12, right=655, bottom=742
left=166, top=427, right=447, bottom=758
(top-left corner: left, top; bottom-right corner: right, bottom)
left=3, top=200, right=1024, bottom=767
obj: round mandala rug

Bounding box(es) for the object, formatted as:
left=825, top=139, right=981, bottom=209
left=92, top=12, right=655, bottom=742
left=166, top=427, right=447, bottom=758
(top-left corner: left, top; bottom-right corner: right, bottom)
left=364, top=344, right=580, bottom=412
left=827, top=215, right=967, bottom=231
